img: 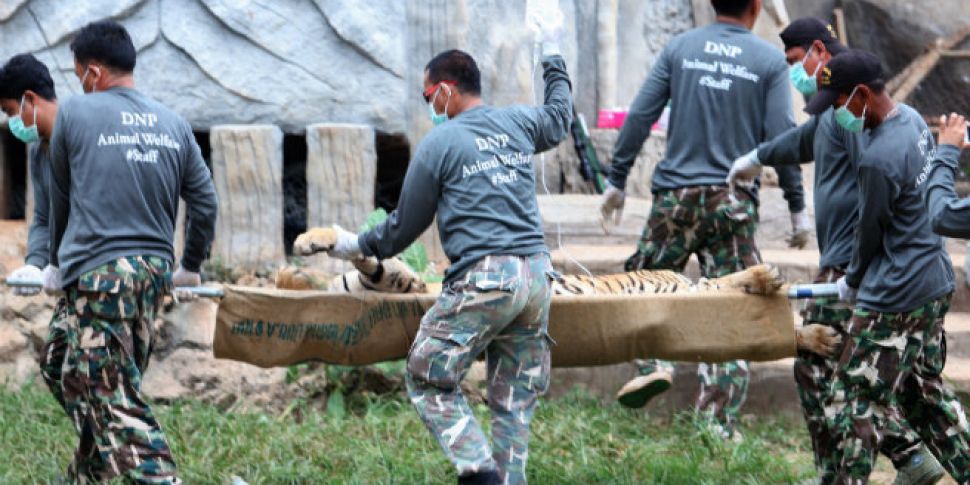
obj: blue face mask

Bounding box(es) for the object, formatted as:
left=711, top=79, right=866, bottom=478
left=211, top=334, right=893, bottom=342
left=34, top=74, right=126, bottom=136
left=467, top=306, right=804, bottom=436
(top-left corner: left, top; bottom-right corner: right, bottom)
left=789, top=46, right=821, bottom=96
left=8, top=95, right=39, bottom=144
left=427, top=86, right=451, bottom=126
left=835, top=86, right=867, bottom=133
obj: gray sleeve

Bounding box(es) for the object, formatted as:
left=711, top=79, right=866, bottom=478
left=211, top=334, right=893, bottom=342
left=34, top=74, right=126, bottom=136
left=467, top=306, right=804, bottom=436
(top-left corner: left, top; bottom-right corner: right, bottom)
left=179, top=127, right=218, bottom=272
left=524, top=55, right=573, bottom=153
left=775, top=165, right=806, bottom=213
left=25, top=149, right=49, bottom=268
left=846, top=164, right=896, bottom=288
left=47, top=107, right=70, bottom=268
left=607, top=46, right=671, bottom=190
left=359, top=144, right=439, bottom=259
left=925, top=144, right=970, bottom=238
left=762, top=62, right=805, bottom=213
left=756, top=116, right=819, bottom=166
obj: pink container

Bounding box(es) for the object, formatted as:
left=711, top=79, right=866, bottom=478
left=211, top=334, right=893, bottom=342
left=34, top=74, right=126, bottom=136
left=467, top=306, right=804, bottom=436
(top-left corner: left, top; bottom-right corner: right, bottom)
left=596, top=109, right=627, bottom=129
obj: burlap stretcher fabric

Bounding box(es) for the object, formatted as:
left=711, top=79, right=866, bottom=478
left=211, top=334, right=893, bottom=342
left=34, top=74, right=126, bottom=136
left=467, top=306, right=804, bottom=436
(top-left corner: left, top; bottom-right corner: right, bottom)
left=213, top=285, right=795, bottom=368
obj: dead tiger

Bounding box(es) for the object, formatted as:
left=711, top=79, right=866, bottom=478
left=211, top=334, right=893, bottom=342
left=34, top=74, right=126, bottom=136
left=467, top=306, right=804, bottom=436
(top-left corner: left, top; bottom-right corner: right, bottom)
left=287, top=227, right=841, bottom=357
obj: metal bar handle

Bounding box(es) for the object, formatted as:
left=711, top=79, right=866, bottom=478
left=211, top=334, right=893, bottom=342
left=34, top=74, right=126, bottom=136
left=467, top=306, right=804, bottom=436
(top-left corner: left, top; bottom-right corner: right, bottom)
left=787, top=283, right=839, bottom=299
left=4, top=278, right=225, bottom=298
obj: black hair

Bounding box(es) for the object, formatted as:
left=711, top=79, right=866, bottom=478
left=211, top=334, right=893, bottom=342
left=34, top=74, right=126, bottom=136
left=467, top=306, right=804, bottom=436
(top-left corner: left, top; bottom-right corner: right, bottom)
left=808, top=40, right=847, bottom=56
left=425, top=50, right=481, bottom=96
left=711, top=0, right=755, bottom=17
left=69, top=20, right=136, bottom=72
left=0, top=54, right=56, bottom=101
left=865, top=79, right=886, bottom=94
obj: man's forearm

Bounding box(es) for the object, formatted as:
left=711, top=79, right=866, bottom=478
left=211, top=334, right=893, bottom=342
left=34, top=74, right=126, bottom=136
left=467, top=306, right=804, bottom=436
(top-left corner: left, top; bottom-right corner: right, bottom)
left=776, top=165, right=806, bottom=213
left=533, top=55, right=573, bottom=153
left=926, top=145, right=970, bottom=237
left=757, top=117, right=818, bottom=167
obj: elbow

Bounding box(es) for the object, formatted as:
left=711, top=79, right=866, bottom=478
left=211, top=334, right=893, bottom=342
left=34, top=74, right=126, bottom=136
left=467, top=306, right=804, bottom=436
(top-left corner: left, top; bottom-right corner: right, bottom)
left=929, top=214, right=954, bottom=238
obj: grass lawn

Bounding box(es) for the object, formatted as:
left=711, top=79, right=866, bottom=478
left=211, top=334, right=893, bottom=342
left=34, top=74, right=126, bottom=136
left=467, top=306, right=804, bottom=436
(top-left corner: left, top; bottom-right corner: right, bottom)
left=0, top=381, right=822, bottom=484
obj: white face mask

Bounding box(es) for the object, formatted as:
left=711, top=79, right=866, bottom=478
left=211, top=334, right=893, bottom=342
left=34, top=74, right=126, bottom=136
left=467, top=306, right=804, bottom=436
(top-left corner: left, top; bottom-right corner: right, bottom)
left=428, top=84, right=451, bottom=126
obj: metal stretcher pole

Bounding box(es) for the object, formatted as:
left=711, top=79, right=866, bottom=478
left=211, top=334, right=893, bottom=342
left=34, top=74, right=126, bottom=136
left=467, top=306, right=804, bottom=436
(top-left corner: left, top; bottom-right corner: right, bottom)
left=787, top=283, right=839, bottom=299
left=4, top=278, right=225, bottom=298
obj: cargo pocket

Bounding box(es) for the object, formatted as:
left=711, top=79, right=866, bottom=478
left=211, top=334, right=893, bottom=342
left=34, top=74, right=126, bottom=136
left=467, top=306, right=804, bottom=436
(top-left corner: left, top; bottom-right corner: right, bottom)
left=75, top=267, right=139, bottom=322
left=407, top=327, right=478, bottom=390
left=719, top=193, right=757, bottom=235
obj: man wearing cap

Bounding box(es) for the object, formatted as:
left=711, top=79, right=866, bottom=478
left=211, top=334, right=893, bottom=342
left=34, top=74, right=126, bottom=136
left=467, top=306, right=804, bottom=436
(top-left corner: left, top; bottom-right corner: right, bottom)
left=598, top=0, right=809, bottom=439
left=807, top=49, right=970, bottom=483
left=727, top=20, right=943, bottom=483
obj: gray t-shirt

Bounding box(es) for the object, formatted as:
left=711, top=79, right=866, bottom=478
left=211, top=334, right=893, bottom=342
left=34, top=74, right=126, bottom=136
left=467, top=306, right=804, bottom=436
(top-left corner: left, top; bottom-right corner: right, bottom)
left=757, top=108, right=866, bottom=268
left=608, top=22, right=805, bottom=212
left=360, top=55, right=572, bottom=283
left=25, top=142, right=50, bottom=268
left=49, top=87, right=218, bottom=286
left=924, top=144, right=970, bottom=237
left=846, top=104, right=953, bottom=312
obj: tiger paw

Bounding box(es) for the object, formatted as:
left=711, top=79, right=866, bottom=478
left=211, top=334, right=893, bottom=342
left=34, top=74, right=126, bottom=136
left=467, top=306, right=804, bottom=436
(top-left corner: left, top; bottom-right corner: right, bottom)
left=293, top=227, right=338, bottom=256
left=739, top=264, right=784, bottom=295
left=711, top=264, right=784, bottom=295
left=796, top=323, right=841, bottom=357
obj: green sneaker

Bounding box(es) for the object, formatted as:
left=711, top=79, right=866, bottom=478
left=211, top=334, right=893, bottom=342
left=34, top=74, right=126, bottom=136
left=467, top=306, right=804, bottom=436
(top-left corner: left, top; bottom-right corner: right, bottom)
left=616, top=370, right=672, bottom=408
left=893, top=446, right=945, bottom=485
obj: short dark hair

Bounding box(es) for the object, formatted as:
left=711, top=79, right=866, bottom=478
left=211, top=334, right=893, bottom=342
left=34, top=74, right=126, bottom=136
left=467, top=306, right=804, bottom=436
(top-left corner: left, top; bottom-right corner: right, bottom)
left=425, top=50, right=481, bottom=96
left=711, top=0, right=754, bottom=17
left=864, top=79, right=887, bottom=94
left=0, top=54, right=56, bottom=101
left=70, top=20, right=136, bottom=72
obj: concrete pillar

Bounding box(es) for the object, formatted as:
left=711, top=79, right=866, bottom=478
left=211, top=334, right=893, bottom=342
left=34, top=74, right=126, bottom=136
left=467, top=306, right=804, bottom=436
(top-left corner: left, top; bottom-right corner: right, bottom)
left=209, top=124, right=284, bottom=271
left=305, top=123, right=376, bottom=273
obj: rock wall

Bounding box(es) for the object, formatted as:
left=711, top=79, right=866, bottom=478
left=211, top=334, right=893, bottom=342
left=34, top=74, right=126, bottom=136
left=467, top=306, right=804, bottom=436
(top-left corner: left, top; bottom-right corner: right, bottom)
left=0, top=0, right=692, bottom=144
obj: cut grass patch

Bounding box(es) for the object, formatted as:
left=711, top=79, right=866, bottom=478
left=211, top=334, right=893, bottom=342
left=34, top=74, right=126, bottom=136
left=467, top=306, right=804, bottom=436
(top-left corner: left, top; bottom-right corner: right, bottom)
left=0, top=382, right=818, bottom=484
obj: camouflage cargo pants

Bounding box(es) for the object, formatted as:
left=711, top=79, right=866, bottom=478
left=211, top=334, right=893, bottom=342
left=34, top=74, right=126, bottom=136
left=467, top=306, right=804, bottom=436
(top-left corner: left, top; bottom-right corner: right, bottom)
left=795, top=268, right=922, bottom=482
left=625, top=186, right=759, bottom=433
left=40, top=297, right=71, bottom=412
left=43, top=256, right=181, bottom=484
left=826, top=295, right=970, bottom=483
left=406, top=253, right=553, bottom=484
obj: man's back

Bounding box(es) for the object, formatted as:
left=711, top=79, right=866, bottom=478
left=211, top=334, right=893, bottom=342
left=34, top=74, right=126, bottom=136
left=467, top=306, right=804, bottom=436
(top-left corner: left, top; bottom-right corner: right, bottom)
left=423, top=105, right=551, bottom=279
left=49, top=87, right=216, bottom=285
left=654, top=22, right=794, bottom=190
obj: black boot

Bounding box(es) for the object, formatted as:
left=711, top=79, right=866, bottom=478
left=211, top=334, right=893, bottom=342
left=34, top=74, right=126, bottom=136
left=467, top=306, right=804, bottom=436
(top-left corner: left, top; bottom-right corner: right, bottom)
left=457, top=470, right=502, bottom=485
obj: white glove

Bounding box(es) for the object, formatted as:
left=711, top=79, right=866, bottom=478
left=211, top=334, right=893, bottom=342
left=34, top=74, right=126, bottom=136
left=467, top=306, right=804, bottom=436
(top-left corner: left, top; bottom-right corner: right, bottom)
left=528, top=0, right=564, bottom=56
left=8, top=264, right=43, bottom=296
left=42, top=265, right=62, bottom=295
left=787, top=210, right=812, bottom=249
left=172, top=267, right=202, bottom=287
left=836, top=276, right=857, bottom=304
left=726, top=149, right=762, bottom=188
left=330, top=225, right=363, bottom=260
left=599, top=183, right=625, bottom=232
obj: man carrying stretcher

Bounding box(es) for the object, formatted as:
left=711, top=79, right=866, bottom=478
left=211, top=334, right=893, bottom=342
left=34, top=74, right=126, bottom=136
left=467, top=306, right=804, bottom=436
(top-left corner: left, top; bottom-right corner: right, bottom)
left=294, top=10, right=572, bottom=485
